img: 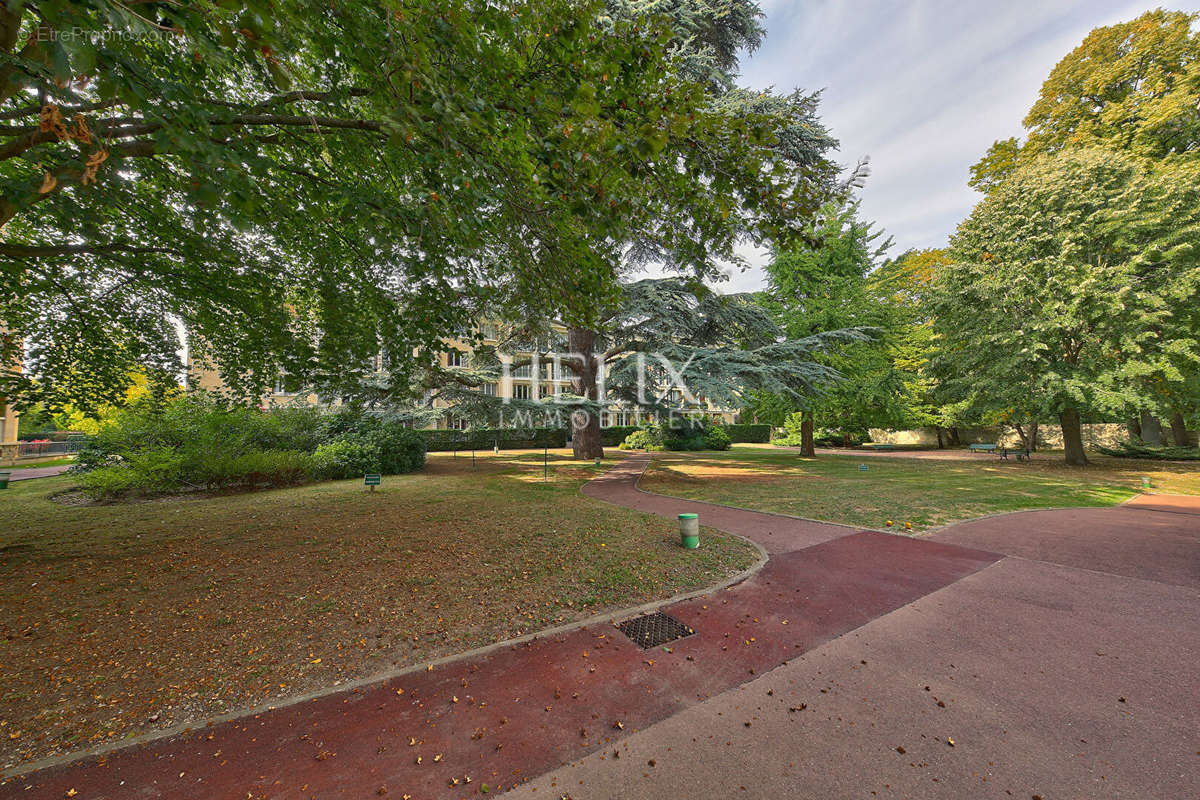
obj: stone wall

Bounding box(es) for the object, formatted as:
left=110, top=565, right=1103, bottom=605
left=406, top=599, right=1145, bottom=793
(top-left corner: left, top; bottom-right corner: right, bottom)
left=869, top=423, right=1197, bottom=450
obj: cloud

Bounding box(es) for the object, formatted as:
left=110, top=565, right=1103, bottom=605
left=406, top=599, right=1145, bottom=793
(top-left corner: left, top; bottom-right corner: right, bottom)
left=732, top=0, right=1159, bottom=273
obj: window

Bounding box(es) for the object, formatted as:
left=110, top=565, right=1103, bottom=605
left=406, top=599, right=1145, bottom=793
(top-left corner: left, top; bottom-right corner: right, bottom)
left=480, top=323, right=499, bottom=341
left=542, top=383, right=555, bottom=398
left=513, top=363, right=531, bottom=378
left=512, top=383, right=531, bottom=400
left=447, top=350, right=464, bottom=367
left=446, top=417, right=470, bottom=430
left=481, top=382, right=498, bottom=396
left=274, top=372, right=302, bottom=395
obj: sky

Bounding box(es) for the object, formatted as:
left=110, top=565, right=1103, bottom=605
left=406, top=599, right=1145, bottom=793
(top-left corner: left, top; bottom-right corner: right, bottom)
left=710, top=0, right=1178, bottom=293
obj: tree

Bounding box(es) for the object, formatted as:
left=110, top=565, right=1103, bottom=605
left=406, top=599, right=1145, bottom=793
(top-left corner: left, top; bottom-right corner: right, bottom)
left=1022, top=9, right=1199, bottom=161
left=485, top=0, right=842, bottom=459
left=2, top=0, right=789, bottom=414
left=968, top=137, right=1022, bottom=193
left=964, top=9, right=1200, bottom=445
left=518, top=278, right=865, bottom=441
left=931, top=148, right=1200, bottom=465
left=969, top=8, right=1199, bottom=189
left=762, top=201, right=891, bottom=454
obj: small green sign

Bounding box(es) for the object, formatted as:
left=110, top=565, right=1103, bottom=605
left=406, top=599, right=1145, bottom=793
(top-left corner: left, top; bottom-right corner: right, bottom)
left=858, top=464, right=868, bottom=471
left=364, top=474, right=381, bottom=486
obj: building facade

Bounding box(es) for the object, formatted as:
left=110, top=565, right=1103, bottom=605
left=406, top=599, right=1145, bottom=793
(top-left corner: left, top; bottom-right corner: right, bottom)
left=187, top=320, right=738, bottom=429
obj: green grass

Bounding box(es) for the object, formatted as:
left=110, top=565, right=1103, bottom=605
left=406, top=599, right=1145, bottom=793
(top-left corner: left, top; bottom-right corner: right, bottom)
left=6, top=457, right=74, bottom=469
left=0, top=450, right=757, bottom=768
left=640, top=445, right=1200, bottom=532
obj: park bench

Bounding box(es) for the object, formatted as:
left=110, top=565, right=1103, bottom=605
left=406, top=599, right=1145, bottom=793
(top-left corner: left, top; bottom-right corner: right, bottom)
left=968, top=443, right=998, bottom=453
left=863, top=443, right=895, bottom=450
left=998, top=447, right=1031, bottom=462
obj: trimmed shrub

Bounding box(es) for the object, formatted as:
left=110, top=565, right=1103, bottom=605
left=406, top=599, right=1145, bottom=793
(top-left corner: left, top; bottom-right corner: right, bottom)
left=618, top=429, right=662, bottom=451
left=311, top=439, right=382, bottom=480
left=354, top=425, right=427, bottom=474
left=723, top=424, right=771, bottom=443
left=703, top=425, right=732, bottom=451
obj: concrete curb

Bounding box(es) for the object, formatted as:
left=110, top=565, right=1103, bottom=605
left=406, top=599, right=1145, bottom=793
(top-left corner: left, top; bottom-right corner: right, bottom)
left=3, top=457, right=770, bottom=780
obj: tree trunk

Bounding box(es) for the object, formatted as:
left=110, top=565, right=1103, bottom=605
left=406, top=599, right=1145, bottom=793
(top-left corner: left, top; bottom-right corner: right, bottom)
left=1169, top=410, right=1189, bottom=447
left=799, top=410, right=815, bottom=457
left=1028, top=420, right=1039, bottom=452
left=934, top=426, right=945, bottom=449
left=1059, top=407, right=1088, bottom=466
left=948, top=426, right=961, bottom=446
left=567, top=326, right=604, bottom=460
left=1139, top=411, right=1163, bottom=446
left=1127, top=418, right=1142, bottom=440
left=1013, top=423, right=1028, bottom=449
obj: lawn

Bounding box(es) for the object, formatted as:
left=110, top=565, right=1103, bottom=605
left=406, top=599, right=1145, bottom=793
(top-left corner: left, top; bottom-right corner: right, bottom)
left=0, top=450, right=757, bottom=769
left=639, top=445, right=1200, bottom=532
left=6, top=457, right=74, bottom=469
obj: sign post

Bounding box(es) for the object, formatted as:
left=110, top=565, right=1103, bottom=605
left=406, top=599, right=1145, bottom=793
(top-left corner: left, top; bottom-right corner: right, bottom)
left=364, top=473, right=381, bottom=492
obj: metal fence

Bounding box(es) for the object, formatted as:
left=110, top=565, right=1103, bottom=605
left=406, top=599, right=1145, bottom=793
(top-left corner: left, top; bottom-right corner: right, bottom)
left=16, top=437, right=89, bottom=458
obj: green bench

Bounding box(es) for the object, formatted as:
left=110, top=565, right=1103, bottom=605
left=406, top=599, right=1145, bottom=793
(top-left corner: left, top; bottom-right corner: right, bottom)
left=968, top=443, right=998, bottom=453
left=863, top=443, right=896, bottom=450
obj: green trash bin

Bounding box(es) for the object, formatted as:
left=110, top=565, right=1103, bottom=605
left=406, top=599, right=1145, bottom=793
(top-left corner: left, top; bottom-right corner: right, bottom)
left=0, top=470, right=11, bottom=489
left=678, top=513, right=699, bottom=549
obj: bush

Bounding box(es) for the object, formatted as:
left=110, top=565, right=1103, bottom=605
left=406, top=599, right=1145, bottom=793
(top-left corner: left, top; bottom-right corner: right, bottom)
left=723, top=424, right=771, bottom=443
left=600, top=425, right=639, bottom=447
left=770, top=415, right=864, bottom=448
left=1096, top=441, right=1200, bottom=461
left=311, top=439, right=382, bottom=480
left=70, top=398, right=424, bottom=499
left=374, top=425, right=427, bottom=473
left=77, top=445, right=313, bottom=498
left=703, top=425, right=732, bottom=451
left=77, top=465, right=144, bottom=499
left=619, top=429, right=662, bottom=451
left=190, top=449, right=313, bottom=490
left=618, top=420, right=731, bottom=451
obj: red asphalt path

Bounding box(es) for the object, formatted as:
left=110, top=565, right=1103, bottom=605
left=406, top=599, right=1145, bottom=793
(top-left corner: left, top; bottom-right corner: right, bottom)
left=0, top=457, right=1002, bottom=799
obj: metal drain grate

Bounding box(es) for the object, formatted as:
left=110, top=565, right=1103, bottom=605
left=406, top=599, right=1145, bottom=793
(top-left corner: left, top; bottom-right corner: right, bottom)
left=616, top=611, right=695, bottom=649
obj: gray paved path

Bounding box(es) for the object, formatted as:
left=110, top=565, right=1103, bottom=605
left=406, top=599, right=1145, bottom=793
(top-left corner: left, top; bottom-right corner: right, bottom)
left=5, top=464, right=70, bottom=481
left=508, top=474, right=1200, bottom=799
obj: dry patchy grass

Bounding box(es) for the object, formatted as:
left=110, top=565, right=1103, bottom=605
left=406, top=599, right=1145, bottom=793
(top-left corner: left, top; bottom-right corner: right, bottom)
left=0, top=450, right=756, bottom=769
left=640, top=446, right=1200, bottom=532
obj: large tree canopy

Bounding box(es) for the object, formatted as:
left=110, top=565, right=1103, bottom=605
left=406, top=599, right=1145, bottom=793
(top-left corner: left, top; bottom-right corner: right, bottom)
left=2, top=0, right=818, bottom=413
left=970, top=8, right=1199, bottom=192
left=474, top=0, right=844, bottom=457
left=931, top=147, right=1200, bottom=465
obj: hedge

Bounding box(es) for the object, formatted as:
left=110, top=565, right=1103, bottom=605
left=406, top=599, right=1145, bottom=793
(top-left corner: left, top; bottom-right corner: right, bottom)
left=600, top=425, right=639, bottom=446
left=724, top=424, right=772, bottom=443
left=420, top=427, right=567, bottom=451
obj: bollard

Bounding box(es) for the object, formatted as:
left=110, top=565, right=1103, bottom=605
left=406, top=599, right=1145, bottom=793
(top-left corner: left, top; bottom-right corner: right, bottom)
left=678, top=513, right=699, bottom=549
left=0, top=470, right=10, bottom=489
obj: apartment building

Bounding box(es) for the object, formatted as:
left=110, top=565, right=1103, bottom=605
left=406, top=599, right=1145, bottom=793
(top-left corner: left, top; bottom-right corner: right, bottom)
left=187, top=320, right=737, bottom=429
